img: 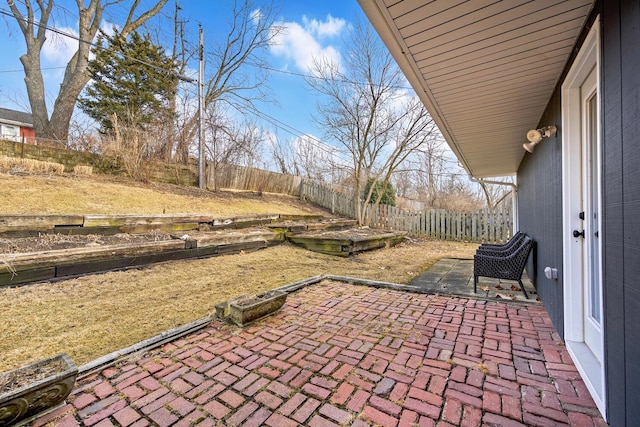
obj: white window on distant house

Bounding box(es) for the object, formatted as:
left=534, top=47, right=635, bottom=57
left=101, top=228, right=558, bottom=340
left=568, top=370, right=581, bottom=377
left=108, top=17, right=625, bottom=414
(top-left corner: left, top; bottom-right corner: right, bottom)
left=0, top=124, right=20, bottom=142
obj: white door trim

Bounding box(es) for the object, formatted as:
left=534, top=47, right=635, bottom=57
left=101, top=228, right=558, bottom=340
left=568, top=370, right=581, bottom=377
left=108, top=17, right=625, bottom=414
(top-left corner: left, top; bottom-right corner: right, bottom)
left=561, top=16, right=606, bottom=419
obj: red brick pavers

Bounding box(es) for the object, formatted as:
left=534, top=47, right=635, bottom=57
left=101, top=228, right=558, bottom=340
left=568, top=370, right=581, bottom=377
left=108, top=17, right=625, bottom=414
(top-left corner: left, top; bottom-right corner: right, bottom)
left=43, top=280, right=608, bottom=426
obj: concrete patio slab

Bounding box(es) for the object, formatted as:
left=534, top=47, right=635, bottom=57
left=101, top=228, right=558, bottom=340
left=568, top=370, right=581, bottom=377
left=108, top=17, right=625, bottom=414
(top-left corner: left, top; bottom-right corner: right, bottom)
left=410, top=259, right=539, bottom=303
left=37, top=279, right=605, bottom=427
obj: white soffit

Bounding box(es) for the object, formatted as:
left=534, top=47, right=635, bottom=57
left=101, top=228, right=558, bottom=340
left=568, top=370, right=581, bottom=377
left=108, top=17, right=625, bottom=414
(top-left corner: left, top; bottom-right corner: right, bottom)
left=359, top=0, right=594, bottom=178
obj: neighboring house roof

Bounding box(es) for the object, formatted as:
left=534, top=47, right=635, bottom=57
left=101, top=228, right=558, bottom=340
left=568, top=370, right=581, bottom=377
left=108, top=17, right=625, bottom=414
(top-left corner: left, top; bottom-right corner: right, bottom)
left=358, top=0, right=595, bottom=178
left=0, top=107, right=34, bottom=128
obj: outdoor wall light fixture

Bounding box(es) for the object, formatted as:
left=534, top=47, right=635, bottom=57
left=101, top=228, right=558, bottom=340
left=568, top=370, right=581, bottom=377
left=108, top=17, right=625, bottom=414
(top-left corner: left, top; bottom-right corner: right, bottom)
left=523, top=125, right=557, bottom=153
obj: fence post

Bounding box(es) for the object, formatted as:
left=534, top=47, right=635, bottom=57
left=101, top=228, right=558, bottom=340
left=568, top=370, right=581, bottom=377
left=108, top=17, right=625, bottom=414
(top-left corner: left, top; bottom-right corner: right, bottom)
left=331, top=189, right=336, bottom=214
left=492, top=208, right=497, bottom=243
left=434, top=209, right=437, bottom=239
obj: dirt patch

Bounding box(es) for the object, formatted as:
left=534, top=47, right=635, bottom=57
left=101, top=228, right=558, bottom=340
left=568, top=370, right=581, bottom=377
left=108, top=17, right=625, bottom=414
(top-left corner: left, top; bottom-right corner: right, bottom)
left=0, top=231, right=174, bottom=254
left=0, top=356, right=67, bottom=394
left=232, top=291, right=282, bottom=307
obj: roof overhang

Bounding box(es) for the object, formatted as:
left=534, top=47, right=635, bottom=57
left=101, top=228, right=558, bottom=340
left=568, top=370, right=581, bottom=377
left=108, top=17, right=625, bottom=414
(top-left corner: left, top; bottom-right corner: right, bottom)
left=0, top=108, right=34, bottom=129
left=0, top=119, right=33, bottom=128
left=358, top=0, right=594, bottom=178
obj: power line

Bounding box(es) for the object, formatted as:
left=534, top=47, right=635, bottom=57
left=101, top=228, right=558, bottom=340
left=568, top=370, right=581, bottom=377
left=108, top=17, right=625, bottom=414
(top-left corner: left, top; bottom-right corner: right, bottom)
left=259, top=64, right=416, bottom=92
left=225, top=96, right=468, bottom=179
left=0, top=7, right=189, bottom=80
left=0, top=66, right=67, bottom=74
left=1, top=7, right=467, bottom=179
left=224, top=96, right=353, bottom=164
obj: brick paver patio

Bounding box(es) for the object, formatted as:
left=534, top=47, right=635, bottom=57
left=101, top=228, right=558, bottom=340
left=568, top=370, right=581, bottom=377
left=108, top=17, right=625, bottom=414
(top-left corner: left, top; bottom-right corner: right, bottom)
left=38, top=280, right=607, bottom=426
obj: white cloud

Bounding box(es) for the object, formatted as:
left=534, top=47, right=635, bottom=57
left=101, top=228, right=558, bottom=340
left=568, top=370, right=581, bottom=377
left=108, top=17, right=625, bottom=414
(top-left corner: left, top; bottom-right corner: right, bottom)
left=388, top=88, right=415, bottom=112
left=42, top=21, right=120, bottom=65
left=270, top=14, right=346, bottom=72
left=302, top=14, right=346, bottom=38
left=251, top=8, right=262, bottom=25
left=42, top=26, right=79, bottom=66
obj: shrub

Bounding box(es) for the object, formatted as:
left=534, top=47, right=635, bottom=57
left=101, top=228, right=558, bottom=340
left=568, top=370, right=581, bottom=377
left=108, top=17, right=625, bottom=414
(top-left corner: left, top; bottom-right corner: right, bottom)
left=365, top=178, right=396, bottom=206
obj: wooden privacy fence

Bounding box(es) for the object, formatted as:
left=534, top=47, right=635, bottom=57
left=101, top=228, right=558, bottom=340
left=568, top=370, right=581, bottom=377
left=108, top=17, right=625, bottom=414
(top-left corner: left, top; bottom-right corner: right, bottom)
left=300, top=179, right=512, bottom=243
left=300, top=180, right=356, bottom=216
left=209, top=163, right=303, bottom=196
left=366, top=203, right=512, bottom=243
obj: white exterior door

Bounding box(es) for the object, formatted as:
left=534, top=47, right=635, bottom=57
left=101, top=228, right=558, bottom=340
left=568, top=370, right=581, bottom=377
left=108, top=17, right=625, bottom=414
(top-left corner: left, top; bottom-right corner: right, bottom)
left=561, top=17, right=606, bottom=418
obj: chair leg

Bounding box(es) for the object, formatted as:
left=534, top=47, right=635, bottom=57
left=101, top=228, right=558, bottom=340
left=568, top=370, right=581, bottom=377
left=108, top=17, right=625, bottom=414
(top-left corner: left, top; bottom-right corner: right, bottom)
left=519, top=279, right=529, bottom=299
left=474, top=275, right=478, bottom=293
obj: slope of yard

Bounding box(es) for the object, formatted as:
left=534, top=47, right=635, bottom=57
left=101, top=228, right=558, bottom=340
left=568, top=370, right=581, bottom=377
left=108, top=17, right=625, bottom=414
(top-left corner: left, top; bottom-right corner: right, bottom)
left=0, top=173, right=322, bottom=216
left=0, top=171, right=477, bottom=372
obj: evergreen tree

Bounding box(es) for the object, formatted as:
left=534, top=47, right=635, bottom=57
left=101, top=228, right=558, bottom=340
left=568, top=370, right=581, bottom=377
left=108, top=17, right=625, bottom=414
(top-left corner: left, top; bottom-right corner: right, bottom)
left=80, top=30, right=178, bottom=134
left=365, top=178, right=396, bottom=207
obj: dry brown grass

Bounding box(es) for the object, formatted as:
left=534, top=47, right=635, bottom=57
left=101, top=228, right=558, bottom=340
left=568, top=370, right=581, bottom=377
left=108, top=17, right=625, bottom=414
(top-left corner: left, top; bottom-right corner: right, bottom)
left=0, top=171, right=478, bottom=372
left=0, top=239, right=476, bottom=372
left=0, top=173, right=325, bottom=216
left=0, top=156, right=65, bottom=175
left=73, top=165, right=93, bottom=175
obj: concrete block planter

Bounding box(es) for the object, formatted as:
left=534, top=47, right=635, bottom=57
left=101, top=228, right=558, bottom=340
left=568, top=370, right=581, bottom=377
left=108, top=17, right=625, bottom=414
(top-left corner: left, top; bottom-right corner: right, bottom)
left=216, top=290, right=287, bottom=326
left=0, top=353, right=77, bottom=426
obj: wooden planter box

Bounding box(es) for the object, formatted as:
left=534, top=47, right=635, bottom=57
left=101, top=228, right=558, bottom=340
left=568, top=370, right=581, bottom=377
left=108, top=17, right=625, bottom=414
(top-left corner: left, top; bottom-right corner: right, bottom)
left=216, top=290, right=287, bottom=327
left=0, top=354, right=78, bottom=427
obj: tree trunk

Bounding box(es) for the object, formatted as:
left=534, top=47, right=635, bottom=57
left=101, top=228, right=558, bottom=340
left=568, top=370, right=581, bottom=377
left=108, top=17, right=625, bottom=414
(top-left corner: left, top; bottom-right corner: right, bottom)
left=8, top=0, right=168, bottom=142
left=19, top=52, right=50, bottom=140
left=48, top=53, right=92, bottom=141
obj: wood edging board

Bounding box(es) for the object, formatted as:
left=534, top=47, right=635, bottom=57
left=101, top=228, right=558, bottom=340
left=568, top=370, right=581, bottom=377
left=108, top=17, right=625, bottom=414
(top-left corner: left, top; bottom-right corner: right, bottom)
left=0, top=213, right=328, bottom=236
left=267, top=219, right=357, bottom=233
left=0, top=235, right=281, bottom=287
left=0, top=216, right=394, bottom=287
left=82, top=214, right=215, bottom=227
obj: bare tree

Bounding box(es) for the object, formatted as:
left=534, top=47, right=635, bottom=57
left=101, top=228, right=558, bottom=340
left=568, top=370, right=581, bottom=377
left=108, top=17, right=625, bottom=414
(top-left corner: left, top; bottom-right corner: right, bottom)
left=476, top=178, right=515, bottom=209
left=269, top=133, right=346, bottom=182
left=204, top=103, right=265, bottom=190
left=269, top=133, right=300, bottom=176
left=306, top=21, right=437, bottom=225
left=395, top=147, right=485, bottom=211
left=154, top=0, right=194, bottom=162
left=174, top=0, right=282, bottom=163
left=6, top=0, right=169, bottom=142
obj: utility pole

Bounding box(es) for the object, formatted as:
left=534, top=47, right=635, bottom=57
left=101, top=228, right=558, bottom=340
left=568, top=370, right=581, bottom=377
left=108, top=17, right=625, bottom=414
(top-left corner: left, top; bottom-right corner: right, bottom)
left=198, top=25, right=205, bottom=189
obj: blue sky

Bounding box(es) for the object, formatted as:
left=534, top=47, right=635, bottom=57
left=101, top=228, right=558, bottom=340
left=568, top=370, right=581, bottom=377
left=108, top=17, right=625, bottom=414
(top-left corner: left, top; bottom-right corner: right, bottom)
left=0, top=0, right=367, bottom=147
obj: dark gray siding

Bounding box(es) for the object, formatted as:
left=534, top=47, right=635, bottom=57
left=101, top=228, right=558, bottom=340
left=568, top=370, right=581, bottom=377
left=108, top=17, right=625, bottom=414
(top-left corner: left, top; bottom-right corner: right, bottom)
left=517, top=91, right=564, bottom=337
left=602, top=1, right=640, bottom=425
left=519, top=1, right=640, bottom=424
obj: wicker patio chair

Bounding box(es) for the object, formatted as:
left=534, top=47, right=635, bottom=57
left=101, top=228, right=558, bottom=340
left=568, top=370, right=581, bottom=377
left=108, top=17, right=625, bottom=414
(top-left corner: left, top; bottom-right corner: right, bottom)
left=473, top=236, right=534, bottom=299
left=478, top=231, right=525, bottom=251
left=476, top=232, right=527, bottom=257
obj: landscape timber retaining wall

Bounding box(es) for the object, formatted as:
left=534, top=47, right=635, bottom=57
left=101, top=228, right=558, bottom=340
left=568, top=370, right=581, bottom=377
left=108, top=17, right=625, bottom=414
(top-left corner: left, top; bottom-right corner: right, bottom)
left=0, top=213, right=339, bottom=287
left=0, top=232, right=284, bottom=287
left=0, top=213, right=283, bottom=237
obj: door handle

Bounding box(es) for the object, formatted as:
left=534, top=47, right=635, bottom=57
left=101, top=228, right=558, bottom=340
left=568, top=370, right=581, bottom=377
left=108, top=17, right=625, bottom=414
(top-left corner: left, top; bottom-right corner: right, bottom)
left=573, top=230, right=585, bottom=238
